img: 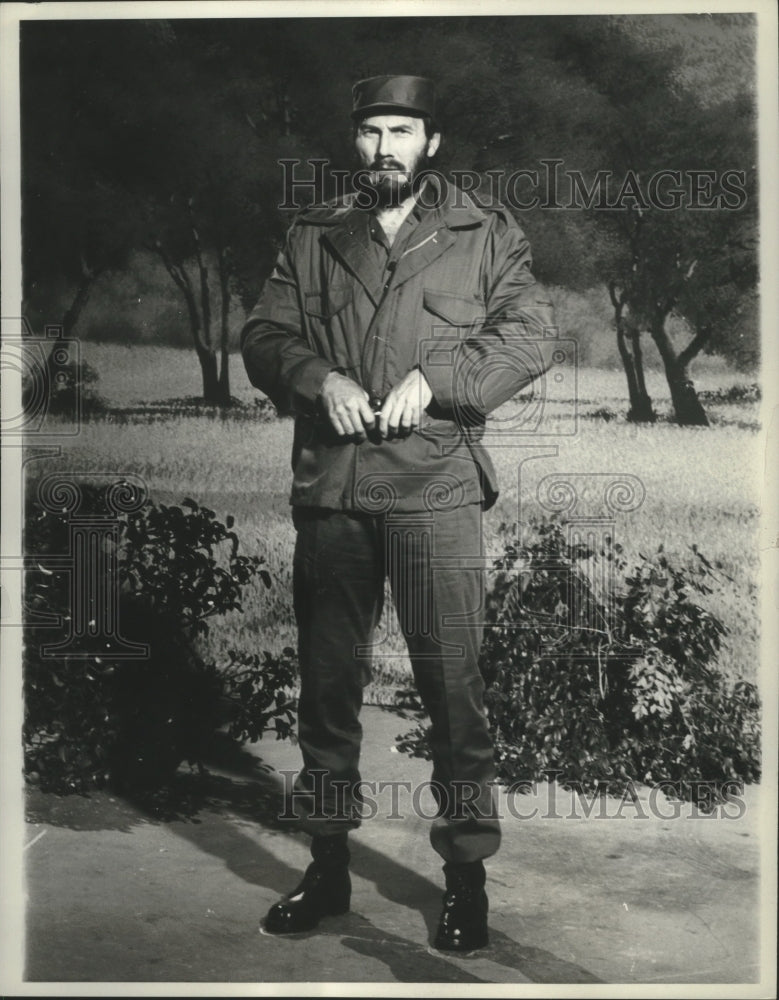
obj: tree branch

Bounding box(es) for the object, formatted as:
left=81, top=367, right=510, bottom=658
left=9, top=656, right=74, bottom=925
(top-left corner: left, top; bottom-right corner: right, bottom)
left=61, top=262, right=105, bottom=337
left=677, top=328, right=711, bottom=369
left=151, top=238, right=210, bottom=356
left=151, top=239, right=189, bottom=295
left=186, top=198, right=212, bottom=350
left=607, top=280, right=625, bottom=310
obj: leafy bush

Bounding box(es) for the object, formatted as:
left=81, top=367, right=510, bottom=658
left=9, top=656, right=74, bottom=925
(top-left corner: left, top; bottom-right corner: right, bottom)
left=698, top=382, right=761, bottom=405
left=104, top=394, right=280, bottom=423
left=396, top=519, right=760, bottom=807
left=586, top=407, right=619, bottom=422
left=23, top=357, right=108, bottom=418
left=24, top=485, right=297, bottom=794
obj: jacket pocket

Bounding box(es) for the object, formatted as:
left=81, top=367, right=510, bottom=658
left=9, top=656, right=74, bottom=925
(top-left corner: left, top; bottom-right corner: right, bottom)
left=423, top=288, right=484, bottom=327
left=305, top=285, right=353, bottom=320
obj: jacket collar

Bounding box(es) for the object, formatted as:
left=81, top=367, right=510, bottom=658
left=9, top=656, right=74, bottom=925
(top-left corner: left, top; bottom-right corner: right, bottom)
left=421, top=174, right=489, bottom=230
left=389, top=176, right=488, bottom=287
left=320, top=176, right=488, bottom=296
left=312, top=175, right=488, bottom=228
left=321, top=207, right=381, bottom=305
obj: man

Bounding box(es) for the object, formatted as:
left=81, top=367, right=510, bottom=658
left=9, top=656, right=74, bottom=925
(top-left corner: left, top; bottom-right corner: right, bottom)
left=241, top=75, right=555, bottom=951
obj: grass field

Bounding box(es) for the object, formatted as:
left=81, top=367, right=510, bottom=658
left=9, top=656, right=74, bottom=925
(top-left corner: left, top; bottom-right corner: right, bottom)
left=28, top=343, right=762, bottom=703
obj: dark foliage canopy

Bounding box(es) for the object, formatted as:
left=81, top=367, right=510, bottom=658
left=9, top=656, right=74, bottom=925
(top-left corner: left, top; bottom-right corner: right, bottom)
left=21, top=15, right=757, bottom=366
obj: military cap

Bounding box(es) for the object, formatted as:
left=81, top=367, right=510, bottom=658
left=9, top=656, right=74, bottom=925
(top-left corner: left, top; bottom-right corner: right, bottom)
left=351, top=75, right=436, bottom=121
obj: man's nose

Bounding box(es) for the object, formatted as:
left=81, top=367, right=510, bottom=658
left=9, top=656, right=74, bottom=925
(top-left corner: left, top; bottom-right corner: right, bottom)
left=377, top=129, right=395, bottom=158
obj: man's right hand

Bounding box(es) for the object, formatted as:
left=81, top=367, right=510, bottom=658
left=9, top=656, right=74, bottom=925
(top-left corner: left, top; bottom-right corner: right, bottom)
left=318, top=371, right=376, bottom=439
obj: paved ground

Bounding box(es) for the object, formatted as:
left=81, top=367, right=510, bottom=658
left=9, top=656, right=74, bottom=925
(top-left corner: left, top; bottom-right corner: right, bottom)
left=19, top=707, right=769, bottom=989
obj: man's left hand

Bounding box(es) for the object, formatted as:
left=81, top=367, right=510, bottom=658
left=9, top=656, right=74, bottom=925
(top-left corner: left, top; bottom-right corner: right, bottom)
left=378, top=367, right=433, bottom=438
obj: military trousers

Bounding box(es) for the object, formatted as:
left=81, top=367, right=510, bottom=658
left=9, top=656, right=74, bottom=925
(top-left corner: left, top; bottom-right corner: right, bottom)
left=290, top=501, right=501, bottom=864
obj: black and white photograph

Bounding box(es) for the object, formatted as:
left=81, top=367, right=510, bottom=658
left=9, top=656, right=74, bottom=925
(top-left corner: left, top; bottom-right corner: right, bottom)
left=1, top=1, right=777, bottom=994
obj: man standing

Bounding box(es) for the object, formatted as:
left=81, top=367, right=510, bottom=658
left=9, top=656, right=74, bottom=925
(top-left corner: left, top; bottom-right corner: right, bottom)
left=241, top=75, right=554, bottom=951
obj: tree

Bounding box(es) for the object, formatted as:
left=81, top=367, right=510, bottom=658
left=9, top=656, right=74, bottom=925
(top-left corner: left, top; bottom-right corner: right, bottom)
left=21, top=24, right=151, bottom=419
left=21, top=19, right=287, bottom=405
left=551, top=16, right=757, bottom=425
left=21, top=25, right=142, bottom=338
left=105, top=22, right=258, bottom=406
left=21, top=14, right=757, bottom=416
left=608, top=280, right=656, bottom=423
left=440, top=14, right=757, bottom=423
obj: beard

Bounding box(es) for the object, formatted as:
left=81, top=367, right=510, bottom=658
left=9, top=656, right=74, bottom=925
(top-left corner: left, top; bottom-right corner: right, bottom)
left=362, top=152, right=429, bottom=208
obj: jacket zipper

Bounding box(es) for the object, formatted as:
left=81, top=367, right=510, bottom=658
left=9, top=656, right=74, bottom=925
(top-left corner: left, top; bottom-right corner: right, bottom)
left=361, top=229, right=441, bottom=395
left=400, top=230, right=439, bottom=258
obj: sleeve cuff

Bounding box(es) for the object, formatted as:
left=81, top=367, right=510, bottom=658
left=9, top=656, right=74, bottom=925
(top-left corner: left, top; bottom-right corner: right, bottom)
left=419, top=343, right=459, bottom=411
left=289, top=356, right=338, bottom=409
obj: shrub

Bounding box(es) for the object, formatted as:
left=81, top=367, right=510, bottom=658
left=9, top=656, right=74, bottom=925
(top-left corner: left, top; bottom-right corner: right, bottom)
left=396, top=519, right=760, bottom=807
left=106, top=395, right=280, bottom=422
left=698, top=382, right=761, bottom=405
left=23, top=357, right=108, bottom=419
left=24, top=485, right=296, bottom=794
left=587, top=407, right=619, bottom=422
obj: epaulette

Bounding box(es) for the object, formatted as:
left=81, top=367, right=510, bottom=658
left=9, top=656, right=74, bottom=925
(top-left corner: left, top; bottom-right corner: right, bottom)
left=471, top=194, right=513, bottom=215
left=471, top=196, right=522, bottom=230
left=296, top=194, right=359, bottom=225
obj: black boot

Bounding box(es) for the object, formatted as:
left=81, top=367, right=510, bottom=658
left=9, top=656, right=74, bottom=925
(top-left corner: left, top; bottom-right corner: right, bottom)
left=434, top=860, right=489, bottom=952
left=263, top=834, right=351, bottom=934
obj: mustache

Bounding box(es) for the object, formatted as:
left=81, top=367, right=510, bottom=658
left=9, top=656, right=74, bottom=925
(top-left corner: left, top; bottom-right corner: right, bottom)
left=370, top=158, right=407, bottom=171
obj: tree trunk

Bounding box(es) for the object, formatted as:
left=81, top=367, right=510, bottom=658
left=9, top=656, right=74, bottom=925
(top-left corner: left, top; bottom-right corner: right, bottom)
left=609, top=283, right=655, bottom=423
left=188, top=203, right=212, bottom=351
left=626, top=321, right=655, bottom=423
left=615, top=323, right=643, bottom=413
left=216, top=246, right=232, bottom=407
left=62, top=263, right=102, bottom=337
left=153, top=240, right=221, bottom=404
left=27, top=263, right=103, bottom=419
left=179, top=266, right=220, bottom=402
left=648, top=316, right=709, bottom=427
left=200, top=349, right=220, bottom=402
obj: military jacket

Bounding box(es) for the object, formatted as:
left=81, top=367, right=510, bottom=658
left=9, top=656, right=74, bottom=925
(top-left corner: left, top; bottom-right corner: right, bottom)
left=241, top=179, right=556, bottom=513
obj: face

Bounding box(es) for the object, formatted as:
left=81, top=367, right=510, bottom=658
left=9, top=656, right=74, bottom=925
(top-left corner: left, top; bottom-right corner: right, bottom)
left=354, top=114, right=441, bottom=205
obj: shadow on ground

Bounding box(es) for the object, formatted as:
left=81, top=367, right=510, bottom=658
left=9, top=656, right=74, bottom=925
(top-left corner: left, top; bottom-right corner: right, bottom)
left=26, top=735, right=599, bottom=984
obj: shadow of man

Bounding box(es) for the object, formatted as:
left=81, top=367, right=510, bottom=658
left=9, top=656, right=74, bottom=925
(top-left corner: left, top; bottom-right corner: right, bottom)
left=156, top=754, right=601, bottom=984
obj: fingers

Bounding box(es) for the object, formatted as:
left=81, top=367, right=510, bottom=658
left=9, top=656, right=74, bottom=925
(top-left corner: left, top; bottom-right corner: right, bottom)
left=356, top=396, right=377, bottom=431
left=323, top=380, right=375, bottom=438
left=330, top=401, right=365, bottom=437
left=327, top=408, right=349, bottom=437
left=400, top=400, right=420, bottom=434
left=379, top=391, right=417, bottom=438
left=398, top=398, right=417, bottom=434
left=378, top=395, right=395, bottom=438
left=379, top=369, right=428, bottom=437
left=321, top=372, right=428, bottom=440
